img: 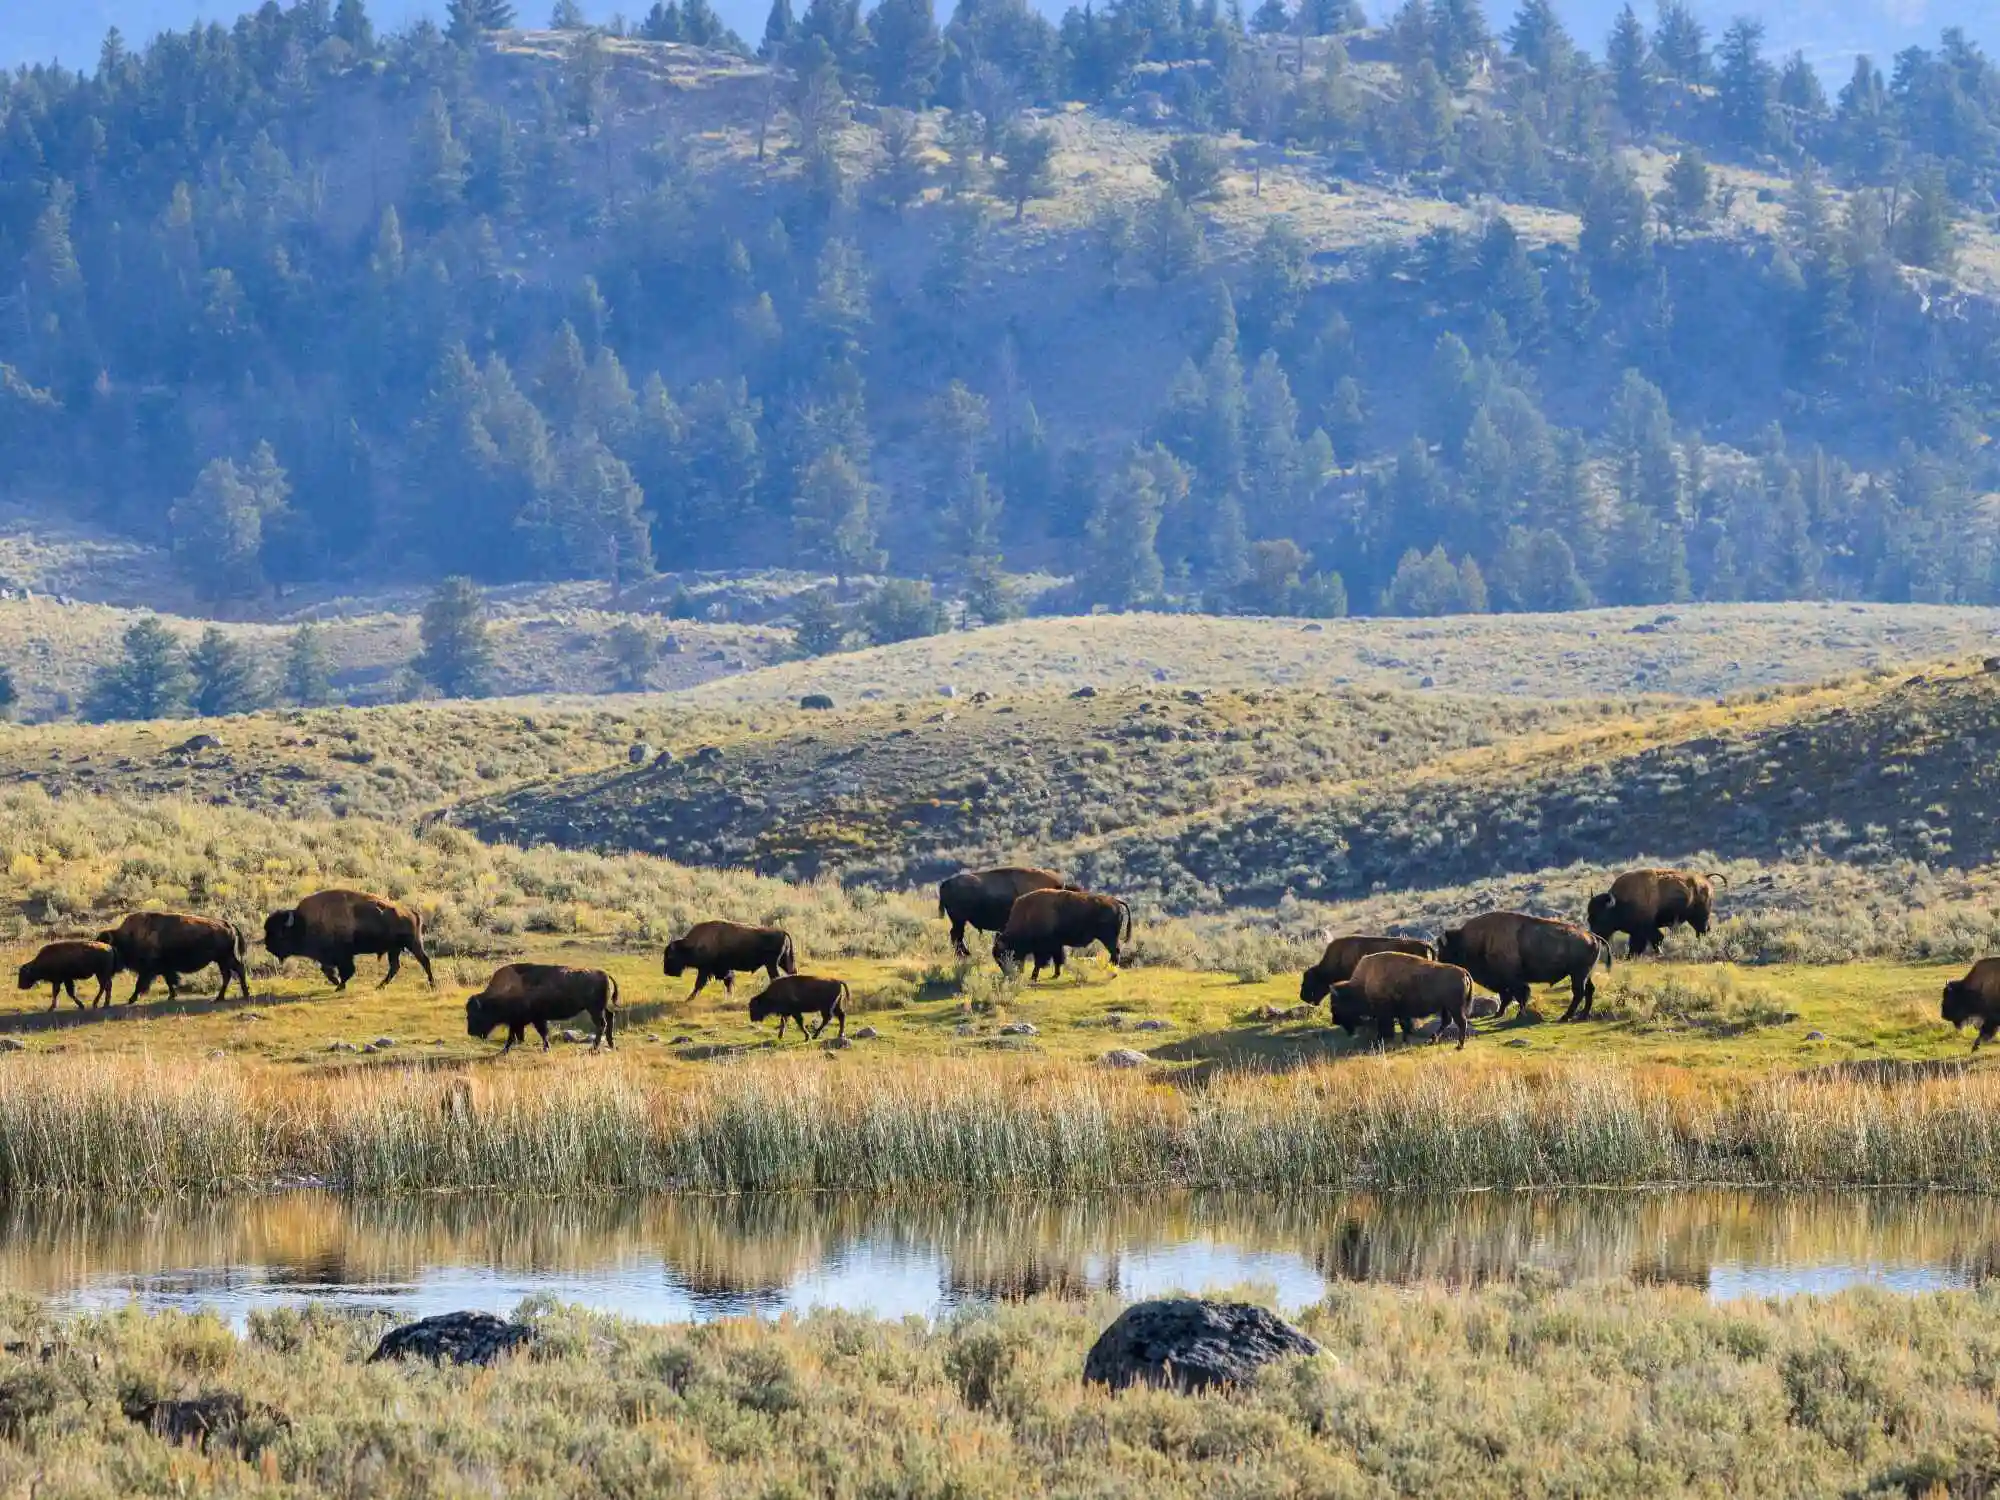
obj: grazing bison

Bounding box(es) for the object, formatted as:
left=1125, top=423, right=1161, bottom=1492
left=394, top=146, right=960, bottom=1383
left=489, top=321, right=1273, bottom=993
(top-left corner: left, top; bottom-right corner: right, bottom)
left=1586, top=869, right=1725, bottom=957
left=992, top=888, right=1131, bottom=980
left=1437, top=911, right=1609, bottom=1022
left=1942, top=959, right=2000, bottom=1051
left=1300, top=935, right=1436, bottom=1007
left=1325, top=951, right=1474, bottom=1050
left=662, top=920, right=796, bottom=1000
left=263, top=889, right=433, bottom=990
left=749, top=974, right=849, bottom=1041
left=938, top=867, right=1073, bottom=958
left=466, top=963, right=617, bottom=1053
left=95, top=912, right=250, bottom=1004
left=17, top=940, right=117, bottom=1010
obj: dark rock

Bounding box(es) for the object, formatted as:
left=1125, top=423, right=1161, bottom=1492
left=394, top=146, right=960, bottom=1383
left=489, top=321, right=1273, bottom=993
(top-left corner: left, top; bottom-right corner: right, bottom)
left=368, top=1311, right=537, bottom=1367
left=174, top=734, right=223, bottom=755
left=1071, top=684, right=1098, bottom=698
left=124, top=1392, right=288, bottom=1456
left=628, top=743, right=652, bottom=764
left=1984, top=656, right=2000, bottom=674
left=1084, top=1299, right=1321, bottom=1393
left=800, top=693, right=835, bottom=710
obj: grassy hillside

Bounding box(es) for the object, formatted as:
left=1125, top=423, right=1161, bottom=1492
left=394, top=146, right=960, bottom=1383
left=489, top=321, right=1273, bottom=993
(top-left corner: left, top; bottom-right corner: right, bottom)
left=682, top=604, right=2000, bottom=706
left=451, top=685, right=1635, bottom=882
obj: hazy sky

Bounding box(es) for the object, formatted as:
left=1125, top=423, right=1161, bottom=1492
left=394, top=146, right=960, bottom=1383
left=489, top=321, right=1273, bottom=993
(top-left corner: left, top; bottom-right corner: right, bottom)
left=0, top=0, right=1971, bottom=75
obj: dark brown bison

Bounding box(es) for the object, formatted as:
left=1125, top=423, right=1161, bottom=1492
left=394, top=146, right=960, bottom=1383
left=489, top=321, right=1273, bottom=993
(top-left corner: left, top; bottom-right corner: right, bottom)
left=662, top=920, right=796, bottom=1000
left=748, top=974, right=849, bottom=1041
left=1325, top=951, right=1474, bottom=1050
left=1437, top=911, right=1609, bottom=1022
left=17, top=940, right=117, bottom=1010
left=1942, top=959, right=2000, bottom=1050
left=1300, top=935, right=1436, bottom=1006
left=95, top=912, right=249, bottom=1004
left=466, top=963, right=617, bottom=1053
left=938, top=867, right=1073, bottom=958
left=263, top=889, right=433, bottom=990
left=1586, top=869, right=1725, bottom=957
left=992, top=888, right=1131, bottom=979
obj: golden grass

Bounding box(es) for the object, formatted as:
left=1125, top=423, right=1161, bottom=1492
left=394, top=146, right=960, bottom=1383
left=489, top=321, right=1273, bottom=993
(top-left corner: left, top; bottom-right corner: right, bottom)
left=5, top=1279, right=2000, bottom=1496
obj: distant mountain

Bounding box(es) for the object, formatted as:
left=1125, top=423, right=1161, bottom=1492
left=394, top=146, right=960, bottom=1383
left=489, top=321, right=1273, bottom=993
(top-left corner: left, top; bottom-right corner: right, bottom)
left=5, top=0, right=1991, bottom=72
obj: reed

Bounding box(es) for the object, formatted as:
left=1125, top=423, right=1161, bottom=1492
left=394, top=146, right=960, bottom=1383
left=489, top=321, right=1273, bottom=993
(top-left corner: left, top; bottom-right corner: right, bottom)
left=6, top=1055, right=2000, bottom=1197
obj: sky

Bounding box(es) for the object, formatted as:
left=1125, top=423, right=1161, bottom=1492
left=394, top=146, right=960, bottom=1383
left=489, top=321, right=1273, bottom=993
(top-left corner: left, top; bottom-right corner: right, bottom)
left=0, top=0, right=1975, bottom=81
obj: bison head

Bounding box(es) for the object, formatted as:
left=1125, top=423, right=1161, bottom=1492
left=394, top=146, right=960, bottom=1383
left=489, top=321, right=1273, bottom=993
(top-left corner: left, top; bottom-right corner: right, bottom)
left=1943, top=981, right=1978, bottom=1030
left=93, top=929, right=117, bottom=948
left=662, top=940, right=689, bottom=977
left=1326, top=983, right=1371, bottom=1037
left=747, top=991, right=778, bottom=1024
left=1299, top=966, right=1333, bottom=1007
left=991, top=932, right=1022, bottom=975
left=1435, top=928, right=1467, bottom=967
left=1585, top=893, right=1618, bottom=940
left=262, top=909, right=304, bottom=960
left=466, top=996, right=498, bottom=1039
left=14, top=964, right=34, bottom=990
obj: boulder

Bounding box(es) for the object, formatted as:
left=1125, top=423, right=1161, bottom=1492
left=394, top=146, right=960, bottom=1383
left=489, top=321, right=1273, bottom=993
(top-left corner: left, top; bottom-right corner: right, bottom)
left=1100, top=1048, right=1149, bottom=1069
left=1083, top=1299, right=1321, bottom=1393
left=628, top=744, right=652, bottom=764
left=800, top=693, right=835, bottom=710
left=1468, top=994, right=1502, bottom=1019
left=1071, top=685, right=1098, bottom=699
left=368, top=1311, right=537, bottom=1367
left=997, top=1021, right=1038, bottom=1036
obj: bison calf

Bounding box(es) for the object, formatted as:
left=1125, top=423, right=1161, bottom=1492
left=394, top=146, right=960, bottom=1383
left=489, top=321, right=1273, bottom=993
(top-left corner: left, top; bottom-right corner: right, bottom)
left=1300, top=935, right=1435, bottom=1007
left=662, top=920, right=796, bottom=1000
left=1942, top=959, right=2000, bottom=1051
left=1326, top=951, right=1474, bottom=1050
left=992, top=888, right=1131, bottom=980
left=748, top=974, right=849, bottom=1041
left=18, top=940, right=117, bottom=1010
left=466, top=964, right=618, bottom=1053
left=96, top=912, right=249, bottom=1004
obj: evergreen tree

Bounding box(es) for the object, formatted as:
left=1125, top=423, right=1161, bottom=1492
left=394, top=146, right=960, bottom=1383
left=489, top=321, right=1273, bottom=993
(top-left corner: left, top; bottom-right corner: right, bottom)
left=1657, top=148, right=1711, bottom=238
left=0, top=665, right=17, bottom=721
left=1081, top=456, right=1167, bottom=608
left=861, top=578, right=946, bottom=641
left=1490, top=527, right=1592, bottom=610
left=1243, top=351, right=1301, bottom=527
left=792, top=589, right=851, bottom=654
left=85, top=619, right=190, bottom=722
left=1326, top=376, right=1367, bottom=461
left=642, top=1, right=686, bottom=39
left=995, top=125, right=1057, bottom=221
left=171, top=458, right=270, bottom=603
left=872, top=109, right=927, bottom=215
left=1153, top=137, right=1229, bottom=204
left=1503, top=0, right=1571, bottom=82
left=333, top=0, right=375, bottom=53
left=414, top=577, right=492, bottom=698
left=1651, top=0, right=1706, bottom=88
left=1893, top=162, right=1956, bottom=271
left=761, top=0, right=797, bottom=55
left=1429, top=0, right=1490, bottom=85
left=283, top=623, right=334, bottom=707
left=605, top=622, right=659, bottom=690
left=551, top=0, right=588, bottom=27
left=1385, top=545, right=1482, bottom=615
left=1714, top=17, right=1777, bottom=152
left=448, top=0, right=517, bottom=43
left=870, top=0, right=942, bottom=106
left=188, top=627, right=265, bottom=717
left=793, top=448, right=885, bottom=579
left=408, top=90, right=469, bottom=228
left=1605, top=3, right=1653, bottom=130
left=1778, top=51, right=1827, bottom=120
left=1250, top=0, right=1289, bottom=35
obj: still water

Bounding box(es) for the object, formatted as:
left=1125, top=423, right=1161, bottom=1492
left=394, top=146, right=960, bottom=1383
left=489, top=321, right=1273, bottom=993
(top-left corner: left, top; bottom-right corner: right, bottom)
left=16, top=1190, right=2000, bottom=1327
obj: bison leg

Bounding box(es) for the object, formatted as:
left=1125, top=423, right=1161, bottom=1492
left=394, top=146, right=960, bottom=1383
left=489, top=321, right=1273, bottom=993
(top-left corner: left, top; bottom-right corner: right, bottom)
left=45, top=983, right=57, bottom=1012
left=380, top=947, right=402, bottom=987
left=534, top=1019, right=551, bottom=1052
left=687, top=971, right=710, bottom=1002
left=1976, top=1021, right=1998, bottom=1053
left=128, top=971, right=153, bottom=1004
left=722, top=971, right=737, bottom=995
left=212, top=963, right=232, bottom=1003
left=949, top=918, right=969, bottom=958
left=502, top=1024, right=522, bottom=1054
left=774, top=1013, right=789, bottom=1041
left=412, top=939, right=435, bottom=986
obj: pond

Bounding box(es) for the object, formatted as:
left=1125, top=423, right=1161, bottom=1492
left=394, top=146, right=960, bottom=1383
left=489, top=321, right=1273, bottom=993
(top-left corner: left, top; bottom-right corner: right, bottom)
left=20, top=1189, right=2000, bottom=1327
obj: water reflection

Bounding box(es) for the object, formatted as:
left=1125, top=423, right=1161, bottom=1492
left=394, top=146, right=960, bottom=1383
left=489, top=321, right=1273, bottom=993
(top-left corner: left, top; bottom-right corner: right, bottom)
left=10, top=1189, right=1996, bottom=1327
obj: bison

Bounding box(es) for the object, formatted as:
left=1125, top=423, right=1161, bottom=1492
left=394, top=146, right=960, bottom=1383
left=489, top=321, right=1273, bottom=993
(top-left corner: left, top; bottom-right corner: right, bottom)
left=1942, top=959, right=2000, bottom=1051
left=1437, top=911, right=1609, bottom=1022
left=748, top=974, right=849, bottom=1041
left=992, top=888, right=1130, bottom=980
left=17, top=940, right=117, bottom=1010
left=466, top=963, right=618, bottom=1053
left=662, top=920, right=797, bottom=1000
left=95, top=912, right=250, bottom=1004
left=263, top=889, right=433, bottom=990
left=1325, top=951, right=1475, bottom=1050
left=1300, top=934, right=1436, bottom=1007
left=1586, top=869, right=1725, bottom=957
left=938, top=867, right=1074, bottom=958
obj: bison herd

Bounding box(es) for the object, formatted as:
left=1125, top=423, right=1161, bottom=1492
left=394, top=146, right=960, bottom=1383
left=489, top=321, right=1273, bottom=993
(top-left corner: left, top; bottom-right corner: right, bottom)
left=11, top=862, right=1999, bottom=1054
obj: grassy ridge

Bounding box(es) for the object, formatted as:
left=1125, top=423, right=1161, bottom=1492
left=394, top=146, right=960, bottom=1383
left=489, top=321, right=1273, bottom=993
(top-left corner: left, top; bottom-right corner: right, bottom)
left=5, top=1052, right=2000, bottom=1197
left=3, top=1284, right=1999, bottom=1497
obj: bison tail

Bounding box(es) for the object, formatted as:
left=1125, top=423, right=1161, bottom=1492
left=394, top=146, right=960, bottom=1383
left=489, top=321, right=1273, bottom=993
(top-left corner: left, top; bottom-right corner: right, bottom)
left=938, top=892, right=949, bottom=918
left=607, top=974, right=620, bottom=1011
left=1596, top=935, right=1613, bottom=972
left=780, top=933, right=798, bottom=973
left=1117, top=899, right=1132, bottom=946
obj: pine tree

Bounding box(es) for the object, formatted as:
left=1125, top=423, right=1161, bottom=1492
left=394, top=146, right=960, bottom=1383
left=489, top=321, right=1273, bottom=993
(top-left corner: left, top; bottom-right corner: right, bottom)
left=1243, top=351, right=1301, bottom=527
left=1250, top=0, right=1289, bottom=34
left=170, top=459, right=269, bottom=603
left=1657, top=148, right=1711, bottom=238
left=415, top=577, right=492, bottom=698
left=408, top=90, right=469, bottom=228
left=792, top=589, right=850, bottom=654
left=1153, top=137, right=1229, bottom=205
left=870, top=0, right=942, bottom=107
left=760, top=0, right=796, bottom=56
left=861, top=578, right=946, bottom=641
left=1605, top=3, right=1653, bottom=130
left=188, top=627, right=265, bottom=717
left=1503, top=0, right=1571, bottom=81
left=642, top=1, right=685, bottom=39
left=793, top=448, right=884, bottom=579
left=872, top=108, right=927, bottom=215
left=551, top=0, right=588, bottom=27
left=1893, top=162, right=1955, bottom=271
left=605, top=622, right=658, bottom=690
left=1425, top=332, right=1482, bottom=460
left=1778, top=51, right=1826, bottom=119
left=1326, top=376, right=1367, bottom=460
left=995, top=125, right=1057, bottom=221
left=1385, top=545, right=1478, bottom=615
left=532, top=428, right=653, bottom=585
left=85, top=619, right=191, bottom=722
left=1650, top=0, right=1705, bottom=87
left=283, top=623, right=334, bottom=706
left=1714, top=17, right=1776, bottom=153
left=333, top=0, right=375, bottom=53
left=1081, top=456, right=1167, bottom=608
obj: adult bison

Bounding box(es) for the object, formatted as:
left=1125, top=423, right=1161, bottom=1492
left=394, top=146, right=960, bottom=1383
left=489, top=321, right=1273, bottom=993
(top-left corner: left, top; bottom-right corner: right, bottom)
left=17, top=940, right=118, bottom=1010
left=466, top=963, right=617, bottom=1053
left=938, top=867, right=1073, bottom=958
left=1325, top=951, right=1474, bottom=1050
left=1300, top=935, right=1436, bottom=1007
left=992, top=888, right=1130, bottom=980
left=662, top=920, right=796, bottom=1000
left=1586, top=869, right=1725, bottom=958
left=1942, top=959, right=2000, bottom=1051
left=263, top=889, right=433, bottom=990
left=748, top=974, right=850, bottom=1041
left=95, top=912, right=250, bottom=1004
left=1437, top=911, right=1609, bottom=1022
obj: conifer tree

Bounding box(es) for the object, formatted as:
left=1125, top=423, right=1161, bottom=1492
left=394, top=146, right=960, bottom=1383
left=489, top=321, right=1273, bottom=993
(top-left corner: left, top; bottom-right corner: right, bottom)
left=415, top=577, right=492, bottom=698
left=85, top=619, right=190, bottom=722
left=793, top=448, right=884, bottom=580
left=870, top=0, right=942, bottom=106
left=1081, top=456, right=1167, bottom=608
left=189, top=627, right=265, bottom=717
left=761, top=0, right=796, bottom=56
left=283, top=623, right=334, bottom=707
left=1605, top=3, right=1652, bottom=130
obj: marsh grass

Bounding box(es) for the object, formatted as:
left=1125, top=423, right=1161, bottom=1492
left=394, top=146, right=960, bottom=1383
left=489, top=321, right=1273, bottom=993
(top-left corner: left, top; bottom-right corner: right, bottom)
left=10, top=1055, right=2000, bottom=1197
left=4, top=1278, right=2000, bottom=1496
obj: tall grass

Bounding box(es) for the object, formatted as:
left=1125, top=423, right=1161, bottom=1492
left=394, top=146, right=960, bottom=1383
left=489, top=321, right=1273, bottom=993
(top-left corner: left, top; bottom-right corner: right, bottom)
left=9, top=1056, right=2000, bottom=1197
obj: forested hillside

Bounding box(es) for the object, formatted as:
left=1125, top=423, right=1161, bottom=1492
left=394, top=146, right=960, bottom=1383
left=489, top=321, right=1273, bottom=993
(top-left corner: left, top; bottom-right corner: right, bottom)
left=4, top=0, right=2000, bottom=637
